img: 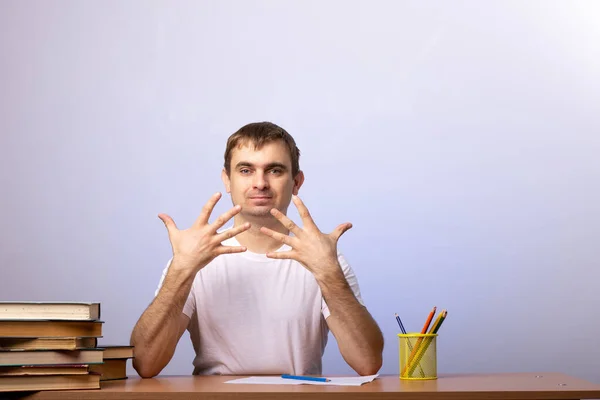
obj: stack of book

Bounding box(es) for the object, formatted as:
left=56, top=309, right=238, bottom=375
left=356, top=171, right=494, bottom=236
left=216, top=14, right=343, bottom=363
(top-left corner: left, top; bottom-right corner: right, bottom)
left=90, top=344, right=133, bottom=381
left=0, top=301, right=131, bottom=393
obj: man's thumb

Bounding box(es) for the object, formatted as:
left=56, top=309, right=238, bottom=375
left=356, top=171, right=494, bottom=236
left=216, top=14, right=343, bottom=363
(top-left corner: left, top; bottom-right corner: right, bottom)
left=331, top=222, right=352, bottom=242
left=158, top=213, right=177, bottom=233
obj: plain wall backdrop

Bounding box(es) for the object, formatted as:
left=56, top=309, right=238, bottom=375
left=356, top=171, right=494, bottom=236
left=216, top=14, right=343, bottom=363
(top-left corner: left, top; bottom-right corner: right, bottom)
left=1, top=0, right=599, bottom=382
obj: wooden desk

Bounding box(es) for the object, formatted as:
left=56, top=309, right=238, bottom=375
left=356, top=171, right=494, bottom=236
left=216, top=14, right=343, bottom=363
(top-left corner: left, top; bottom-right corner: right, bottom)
left=17, top=373, right=600, bottom=400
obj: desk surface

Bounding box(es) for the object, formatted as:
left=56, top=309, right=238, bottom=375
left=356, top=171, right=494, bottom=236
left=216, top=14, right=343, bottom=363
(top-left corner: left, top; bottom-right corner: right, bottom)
left=21, top=373, right=600, bottom=400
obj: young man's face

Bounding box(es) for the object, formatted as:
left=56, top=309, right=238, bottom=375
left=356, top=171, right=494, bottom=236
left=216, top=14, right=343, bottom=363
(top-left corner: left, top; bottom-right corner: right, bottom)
left=222, top=140, right=304, bottom=219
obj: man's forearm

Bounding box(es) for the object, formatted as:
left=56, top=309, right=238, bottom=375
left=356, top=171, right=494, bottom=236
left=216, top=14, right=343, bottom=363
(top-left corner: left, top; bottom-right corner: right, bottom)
left=131, top=264, right=195, bottom=378
left=318, top=265, right=384, bottom=375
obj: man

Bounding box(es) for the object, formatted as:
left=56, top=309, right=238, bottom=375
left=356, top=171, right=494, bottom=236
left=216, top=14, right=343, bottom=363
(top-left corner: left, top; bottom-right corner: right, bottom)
left=130, top=122, right=384, bottom=378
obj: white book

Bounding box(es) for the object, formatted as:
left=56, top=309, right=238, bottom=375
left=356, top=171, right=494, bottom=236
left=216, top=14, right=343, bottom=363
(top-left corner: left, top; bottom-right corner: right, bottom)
left=0, top=302, right=101, bottom=321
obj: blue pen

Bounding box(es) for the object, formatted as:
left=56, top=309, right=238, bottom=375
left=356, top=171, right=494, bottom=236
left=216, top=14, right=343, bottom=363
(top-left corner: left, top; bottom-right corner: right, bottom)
left=281, top=374, right=330, bottom=382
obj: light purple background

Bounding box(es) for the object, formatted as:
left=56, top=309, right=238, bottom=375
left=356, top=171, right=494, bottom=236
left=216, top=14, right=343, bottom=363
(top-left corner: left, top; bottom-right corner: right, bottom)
left=1, top=1, right=599, bottom=382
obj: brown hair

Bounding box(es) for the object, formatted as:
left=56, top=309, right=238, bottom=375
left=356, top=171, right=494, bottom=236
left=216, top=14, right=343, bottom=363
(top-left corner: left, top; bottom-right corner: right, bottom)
left=224, top=121, right=301, bottom=177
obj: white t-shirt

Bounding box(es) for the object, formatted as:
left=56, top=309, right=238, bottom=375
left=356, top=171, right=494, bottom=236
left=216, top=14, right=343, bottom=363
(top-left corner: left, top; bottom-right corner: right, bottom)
left=154, top=235, right=364, bottom=376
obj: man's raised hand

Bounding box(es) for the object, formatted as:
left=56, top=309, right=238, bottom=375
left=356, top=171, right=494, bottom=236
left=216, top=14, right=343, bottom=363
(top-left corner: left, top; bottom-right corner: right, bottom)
left=158, top=192, right=250, bottom=273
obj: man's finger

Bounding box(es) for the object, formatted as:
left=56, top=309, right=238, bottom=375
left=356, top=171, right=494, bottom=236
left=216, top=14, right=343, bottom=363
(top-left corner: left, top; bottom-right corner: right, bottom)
left=158, top=213, right=178, bottom=235
left=265, top=250, right=296, bottom=260
left=330, top=222, right=353, bottom=242
left=292, top=195, right=318, bottom=231
left=260, top=226, right=297, bottom=247
left=214, top=222, right=251, bottom=243
left=194, top=192, right=222, bottom=227
left=215, top=245, right=247, bottom=255
left=268, top=208, right=303, bottom=237
left=210, top=204, right=242, bottom=232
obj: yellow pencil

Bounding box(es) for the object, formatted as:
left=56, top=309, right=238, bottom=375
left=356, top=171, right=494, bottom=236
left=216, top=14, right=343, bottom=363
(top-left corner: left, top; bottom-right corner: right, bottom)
left=401, top=307, right=439, bottom=377
left=427, top=310, right=446, bottom=334
left=405, top=310, right=447, bottom=377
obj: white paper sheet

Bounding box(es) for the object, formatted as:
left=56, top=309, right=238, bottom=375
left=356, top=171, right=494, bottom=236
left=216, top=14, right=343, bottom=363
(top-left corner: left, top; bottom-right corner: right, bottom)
left=225, top=374, right=378, bottom=386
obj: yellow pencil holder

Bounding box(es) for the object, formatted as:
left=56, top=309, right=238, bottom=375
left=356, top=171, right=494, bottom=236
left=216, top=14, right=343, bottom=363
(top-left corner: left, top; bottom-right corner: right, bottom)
left=398, top=333, right=438, bottom=380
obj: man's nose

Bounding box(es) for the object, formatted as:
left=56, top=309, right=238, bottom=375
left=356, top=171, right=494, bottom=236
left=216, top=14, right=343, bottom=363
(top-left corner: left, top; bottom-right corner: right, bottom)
left=252, top=171, right=269, bottom=190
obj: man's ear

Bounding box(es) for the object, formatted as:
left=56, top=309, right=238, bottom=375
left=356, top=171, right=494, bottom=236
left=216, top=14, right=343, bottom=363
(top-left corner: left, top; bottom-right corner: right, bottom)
left=292, top=170, right=305, bottom=195
left=221, top=168, right=231, bottom=193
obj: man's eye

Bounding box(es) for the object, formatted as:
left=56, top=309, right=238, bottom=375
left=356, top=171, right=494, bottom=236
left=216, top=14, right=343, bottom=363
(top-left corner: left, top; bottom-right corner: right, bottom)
left=270, top=169, right=282, bottom=174
left=240, top=169, right=251, bottom=174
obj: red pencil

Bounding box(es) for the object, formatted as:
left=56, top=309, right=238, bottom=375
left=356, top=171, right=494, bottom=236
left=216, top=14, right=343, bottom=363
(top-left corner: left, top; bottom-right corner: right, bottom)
left=401, top=306, right=437, bottom=377
left=421, top=306, right=437, bottom=334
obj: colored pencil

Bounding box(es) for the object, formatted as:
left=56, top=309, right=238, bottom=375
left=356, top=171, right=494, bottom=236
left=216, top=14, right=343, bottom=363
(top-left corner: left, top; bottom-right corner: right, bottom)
left=395, top=313, right=406, bottom=334
left=421, top=306, right=437, bottom=333
left=405, top=310, right=448, bottom=377
left=401, top=306, right=437, bottom=377
left=281, top=374, right=330, bottom=382
left=395, top=313, right=425, bottom=377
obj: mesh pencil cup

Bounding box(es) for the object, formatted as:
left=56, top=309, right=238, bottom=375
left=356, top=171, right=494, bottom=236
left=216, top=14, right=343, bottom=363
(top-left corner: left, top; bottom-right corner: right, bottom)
left=398, top=333, right=437, bottom=380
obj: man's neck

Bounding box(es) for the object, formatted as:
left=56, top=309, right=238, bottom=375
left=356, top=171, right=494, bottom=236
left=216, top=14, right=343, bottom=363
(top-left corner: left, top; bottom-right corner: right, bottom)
left=233, top=215, right=289, bottom=254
